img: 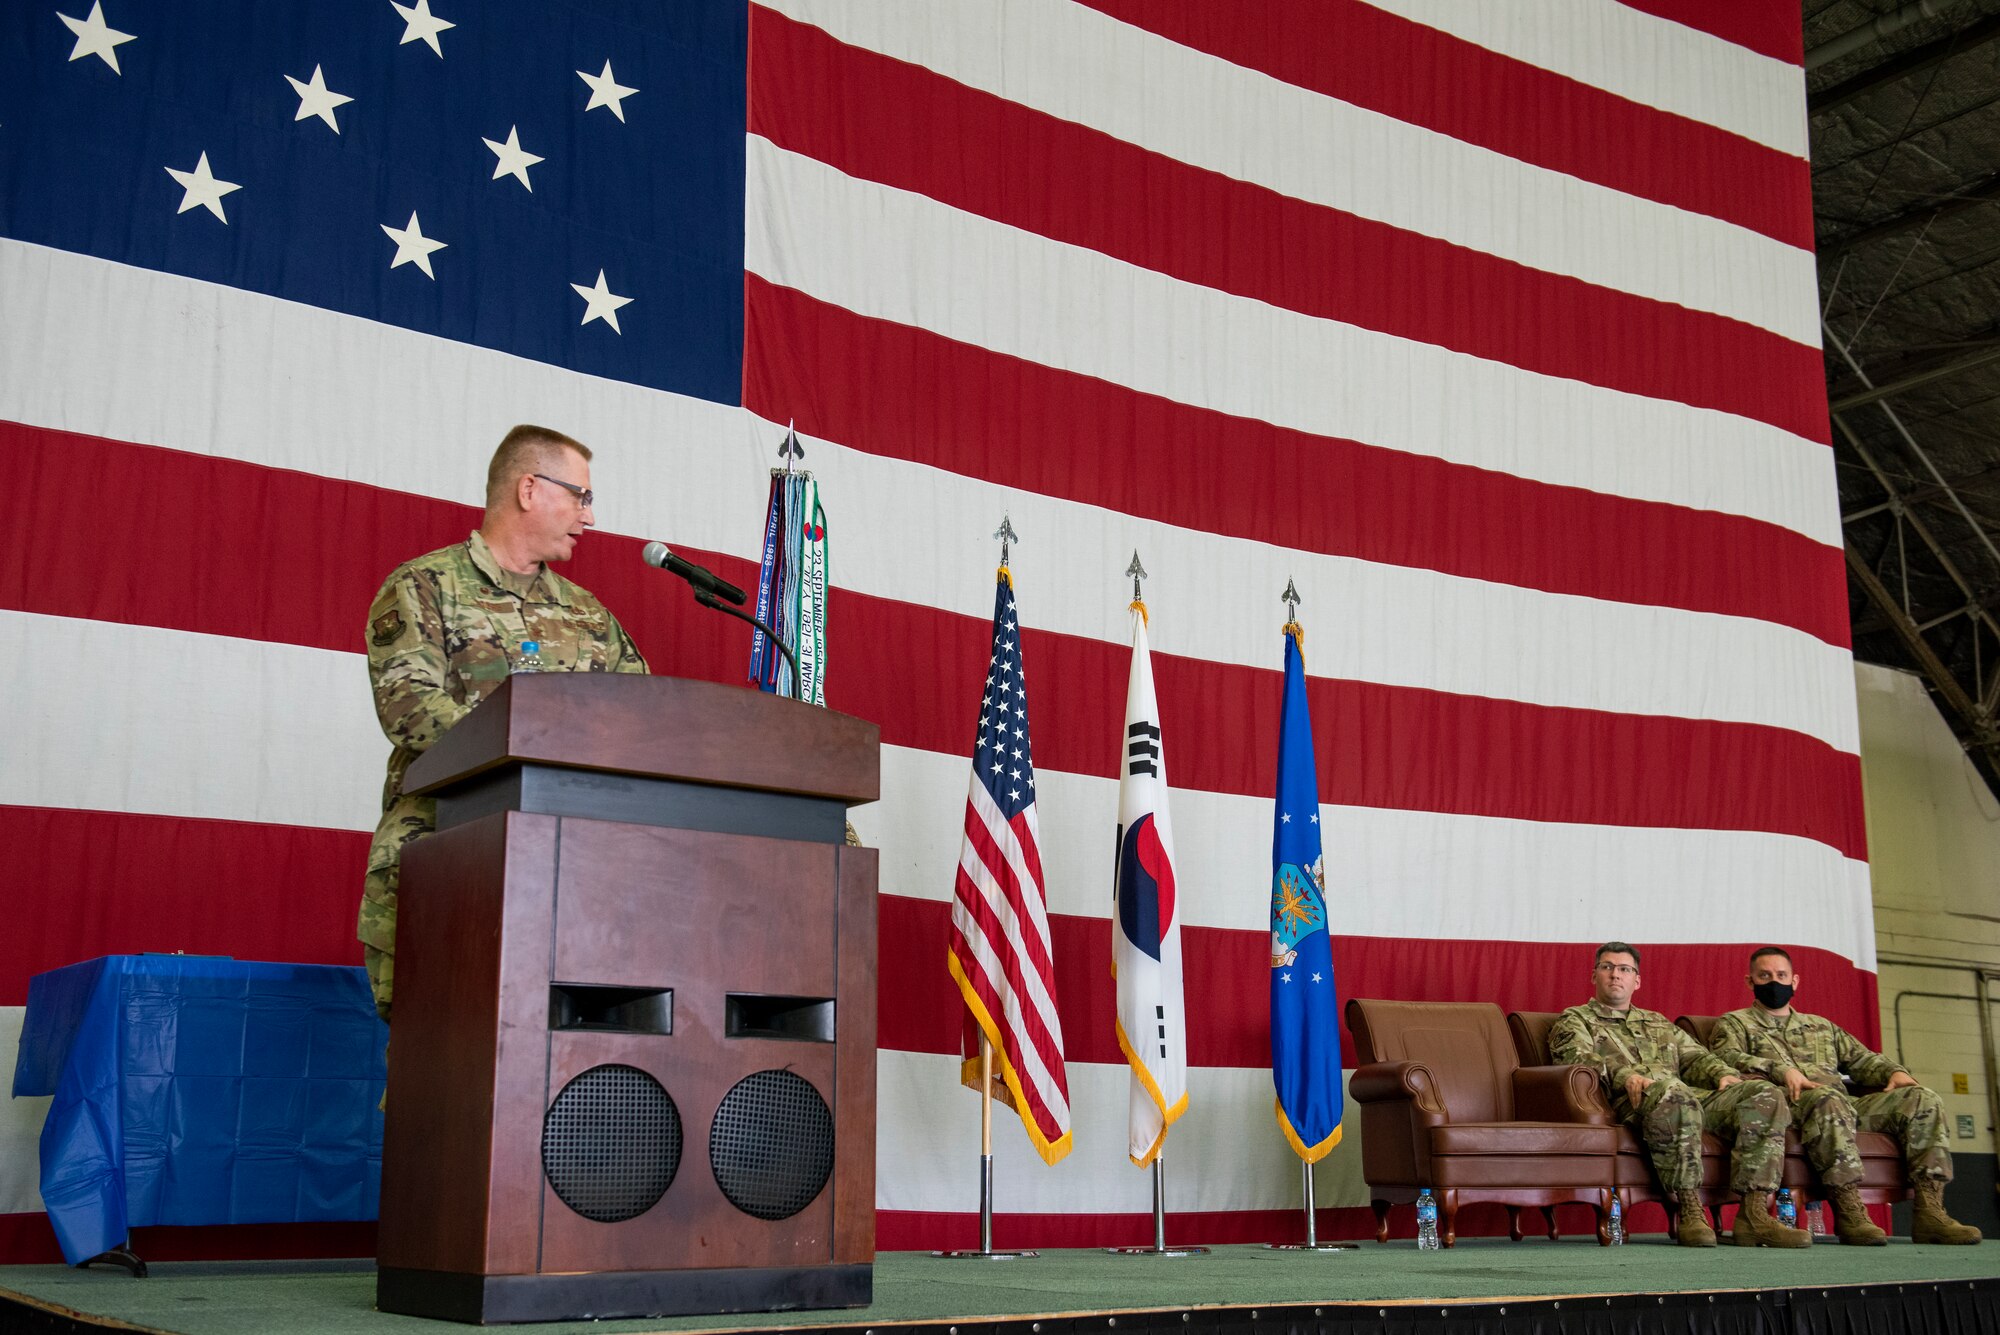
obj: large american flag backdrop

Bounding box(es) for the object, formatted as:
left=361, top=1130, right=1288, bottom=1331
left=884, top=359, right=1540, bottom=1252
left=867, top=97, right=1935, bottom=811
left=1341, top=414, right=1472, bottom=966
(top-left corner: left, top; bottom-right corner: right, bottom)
left=1, top=0, right=1865, bottom=1254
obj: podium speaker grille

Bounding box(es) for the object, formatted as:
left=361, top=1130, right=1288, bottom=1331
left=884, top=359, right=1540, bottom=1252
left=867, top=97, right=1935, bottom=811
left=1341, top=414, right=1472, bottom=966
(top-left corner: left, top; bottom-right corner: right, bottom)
left=542, top=1064, right=683, bottom=1223
left=710, top=1069, right=834, bottom=1220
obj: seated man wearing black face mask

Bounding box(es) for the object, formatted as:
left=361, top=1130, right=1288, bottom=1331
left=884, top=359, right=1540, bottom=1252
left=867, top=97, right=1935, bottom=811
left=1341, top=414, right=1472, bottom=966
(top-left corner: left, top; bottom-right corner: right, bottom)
left=1710, top=946, right=1980, bottom=1245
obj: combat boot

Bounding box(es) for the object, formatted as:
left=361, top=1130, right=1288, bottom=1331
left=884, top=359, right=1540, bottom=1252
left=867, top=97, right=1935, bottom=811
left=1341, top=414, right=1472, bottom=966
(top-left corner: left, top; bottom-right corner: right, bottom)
left=1733, top=1192, right=1811, bottom=1248
left=1673, top=1198, right=1715, bottom=1247
left=1912, top=1180, right=1982, bottom=1244
left=1825, top=1186, right=1887, bottom=1245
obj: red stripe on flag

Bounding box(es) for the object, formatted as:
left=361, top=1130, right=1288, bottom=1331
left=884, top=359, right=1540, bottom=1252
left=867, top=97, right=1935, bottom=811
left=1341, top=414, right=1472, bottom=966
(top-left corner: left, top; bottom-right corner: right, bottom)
left=878, top=1206, right=1386, bottom=1250
left=1, top=809, right=1880, bottom=1053
left=750, top=11, right=1828, bottom=443
left=0, top=805, right=366, bottom=1007
left=949, top=931, right=1066, bottom=1138
left=1615, top=0, right=1805, bottom=64
left=1072, top=0, right=1824, bottom=248
left=959, top=802, right=1061, bottom=998
left=888, top=895, right=1887, bottom=1063
left=1, top=423, right=1868, bottom=856
left=1070, top=0, right=1813, bottom=250
left=743, top=279, right=1850, bottom=648
left=952, top=815, right=1070, bottom=1117
left=0, top=1214, right=377, bottom=1266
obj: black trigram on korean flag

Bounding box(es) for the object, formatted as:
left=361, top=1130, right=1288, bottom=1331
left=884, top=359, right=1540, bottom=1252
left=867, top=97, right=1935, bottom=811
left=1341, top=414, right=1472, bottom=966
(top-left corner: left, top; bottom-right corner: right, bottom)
left=1127, top=721, right=1161, bottom=777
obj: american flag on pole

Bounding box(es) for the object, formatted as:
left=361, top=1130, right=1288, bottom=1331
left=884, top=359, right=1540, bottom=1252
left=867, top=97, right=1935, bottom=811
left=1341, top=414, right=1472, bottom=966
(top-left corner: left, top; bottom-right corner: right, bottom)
left=948, top=568, right=1073, bottom=1165
left=4, top=0, right=1870, bottom=1253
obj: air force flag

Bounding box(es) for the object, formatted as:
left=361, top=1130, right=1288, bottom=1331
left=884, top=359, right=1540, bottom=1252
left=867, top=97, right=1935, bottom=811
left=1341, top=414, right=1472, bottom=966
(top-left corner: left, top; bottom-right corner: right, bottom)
left=1270, top=624, right=1344, bottom=1160
left=1112, top=602, right=1188, bottom=1166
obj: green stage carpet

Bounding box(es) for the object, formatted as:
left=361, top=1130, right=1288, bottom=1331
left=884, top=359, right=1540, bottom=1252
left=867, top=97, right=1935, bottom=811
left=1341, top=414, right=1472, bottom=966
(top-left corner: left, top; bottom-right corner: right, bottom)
left=4, top=1239, right=1999, bottom=1335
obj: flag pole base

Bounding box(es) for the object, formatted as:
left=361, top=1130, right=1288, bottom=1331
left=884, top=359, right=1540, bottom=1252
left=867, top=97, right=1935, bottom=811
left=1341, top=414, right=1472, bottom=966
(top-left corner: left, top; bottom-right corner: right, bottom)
left=932, top=1151, right=1040, bottom=1259
left=1262, top=1242, right=1355, bottom=1252
left=1107, top=1160, right=1208, bottom=1256
left=1265, top=1160, right=1351, bottom=1249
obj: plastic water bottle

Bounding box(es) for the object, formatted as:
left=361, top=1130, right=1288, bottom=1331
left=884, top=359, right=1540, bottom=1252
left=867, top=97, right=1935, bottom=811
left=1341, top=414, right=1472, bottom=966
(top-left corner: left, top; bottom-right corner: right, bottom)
left=1777, top=1188, right=1797, bottom=1229
left=516, top=639, right=545, bottom=672
left=1608, top=1192, right=1625, bottom=1246
left=1416, top=1190, right=1440, bottom=1251
left=1806, top=1200, right=1826, bottom=1235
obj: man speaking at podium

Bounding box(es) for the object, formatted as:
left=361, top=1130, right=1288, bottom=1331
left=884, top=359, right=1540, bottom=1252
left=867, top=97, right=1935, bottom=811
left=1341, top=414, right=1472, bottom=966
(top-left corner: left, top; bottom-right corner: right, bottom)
left=357, top=425, right=649, bottom=1023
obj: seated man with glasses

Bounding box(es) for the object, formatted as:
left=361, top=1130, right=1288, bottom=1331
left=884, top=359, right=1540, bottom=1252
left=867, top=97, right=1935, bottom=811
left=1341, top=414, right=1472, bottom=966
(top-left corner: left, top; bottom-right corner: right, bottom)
left=1549, top=941, right=1809, bottom=1249
left=357, top=424, right=648, bottom=1026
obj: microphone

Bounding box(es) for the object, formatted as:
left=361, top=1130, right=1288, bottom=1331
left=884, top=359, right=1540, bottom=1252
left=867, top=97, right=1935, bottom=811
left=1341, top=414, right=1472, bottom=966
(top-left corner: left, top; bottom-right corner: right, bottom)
left=641, top=540, right=748, bottom=606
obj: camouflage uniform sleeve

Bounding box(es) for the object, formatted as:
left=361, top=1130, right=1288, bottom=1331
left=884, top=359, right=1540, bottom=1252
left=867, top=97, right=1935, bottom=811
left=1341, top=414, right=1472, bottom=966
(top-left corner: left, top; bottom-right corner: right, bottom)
left=1832, top=1023, right=1905, bottom=1087
left=1709, top=1012, right=1780, bottom=1080
left=607, top=612, right=650, bottom=675
left=367, top=567, right=470, bottom=752
left=1669, top=1023, right=1735, bottom=1087
left=1550, top=1012, right=1629, bottom=1091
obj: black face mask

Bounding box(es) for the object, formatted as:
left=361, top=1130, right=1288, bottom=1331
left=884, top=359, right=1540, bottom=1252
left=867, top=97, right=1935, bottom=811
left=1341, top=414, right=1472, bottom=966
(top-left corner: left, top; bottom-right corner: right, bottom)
left=1754, top=981, right=1795, bottom=1010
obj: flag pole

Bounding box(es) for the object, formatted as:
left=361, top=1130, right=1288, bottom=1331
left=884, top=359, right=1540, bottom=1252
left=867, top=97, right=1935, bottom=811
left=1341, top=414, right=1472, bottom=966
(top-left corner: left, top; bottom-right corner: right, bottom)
left=933, top=518, right=1039, bottom=1262
left=1108, top=555, right=1205, bottom=1260
left=1266, top=1157, right=1354, bottom=1251
left=979, top=1033, right=994, bottom=1253
left=1107, top=1152, right=1207, bottom=1257
left=1264, top=580, right=1354, bottom=1252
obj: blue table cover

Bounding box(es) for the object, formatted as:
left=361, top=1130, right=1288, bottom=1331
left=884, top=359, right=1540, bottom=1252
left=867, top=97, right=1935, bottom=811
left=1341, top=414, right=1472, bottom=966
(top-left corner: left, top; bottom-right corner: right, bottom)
left=11, top=956, right=388, bottom=1264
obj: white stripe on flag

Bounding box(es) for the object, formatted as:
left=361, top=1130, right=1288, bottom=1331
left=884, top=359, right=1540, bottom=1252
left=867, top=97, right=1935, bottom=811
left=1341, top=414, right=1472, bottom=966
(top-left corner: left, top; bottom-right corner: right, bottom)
left=1361, top=0, right=1810, bottom=157
left=0, top=244, right=1858, bottom=750
left=744, top=142, right=1840, bottom=548
left=956, top=784, right=1071, bottom=1118
left=757, top=0, right=1818, bottom=343
left=0, top=1009, right=51, bottom=1219
left=876, top=1050, right=1365, bottom=1214
left=0, top=608, right=1876, bottom=972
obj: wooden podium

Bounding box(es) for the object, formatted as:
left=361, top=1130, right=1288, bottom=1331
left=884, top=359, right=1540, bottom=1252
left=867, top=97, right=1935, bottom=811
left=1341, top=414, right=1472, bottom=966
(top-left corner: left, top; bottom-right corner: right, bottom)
left=374, top=674, right=879, bottom=1324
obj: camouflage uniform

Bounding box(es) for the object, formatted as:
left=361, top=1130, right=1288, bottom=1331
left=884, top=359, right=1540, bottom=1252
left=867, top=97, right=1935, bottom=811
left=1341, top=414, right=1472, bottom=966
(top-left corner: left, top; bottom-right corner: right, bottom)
left=1711, top=1007, right=1950, bottom=1184
left=1549, top=1002, right=1791, bottom=1193
left=358, top=531, right=648, bottom=1021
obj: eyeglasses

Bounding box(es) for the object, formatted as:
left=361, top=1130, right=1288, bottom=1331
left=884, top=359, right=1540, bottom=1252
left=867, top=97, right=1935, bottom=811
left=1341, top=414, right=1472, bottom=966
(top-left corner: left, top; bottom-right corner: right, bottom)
left=534, top=474, right=594, bottom=507
left=1596, top=963, right=1640, bottom=977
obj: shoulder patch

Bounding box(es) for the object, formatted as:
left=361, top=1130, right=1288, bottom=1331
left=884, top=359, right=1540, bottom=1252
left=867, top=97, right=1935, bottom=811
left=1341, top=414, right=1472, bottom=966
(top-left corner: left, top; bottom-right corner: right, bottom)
left=371, top=609, right=406, bottom=647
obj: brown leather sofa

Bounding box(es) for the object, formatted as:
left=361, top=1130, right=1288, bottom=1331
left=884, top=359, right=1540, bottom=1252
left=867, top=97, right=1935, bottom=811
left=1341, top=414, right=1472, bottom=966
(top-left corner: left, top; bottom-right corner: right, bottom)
left=1506, top=1011, right=1902, bottom=1230
left=1347, top=999, right=1621, bottom=1247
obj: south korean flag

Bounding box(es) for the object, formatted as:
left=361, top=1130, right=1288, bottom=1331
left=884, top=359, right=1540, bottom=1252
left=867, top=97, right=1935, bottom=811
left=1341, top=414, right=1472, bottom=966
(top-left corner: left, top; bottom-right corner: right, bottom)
left=1111, top=601, right=1189, bottom=1166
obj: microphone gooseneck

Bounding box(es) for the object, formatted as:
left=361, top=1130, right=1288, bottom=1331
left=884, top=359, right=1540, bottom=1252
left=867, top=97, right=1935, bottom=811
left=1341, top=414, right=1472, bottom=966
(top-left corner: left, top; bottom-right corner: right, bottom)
left=640, top=540, right=748, bottom=606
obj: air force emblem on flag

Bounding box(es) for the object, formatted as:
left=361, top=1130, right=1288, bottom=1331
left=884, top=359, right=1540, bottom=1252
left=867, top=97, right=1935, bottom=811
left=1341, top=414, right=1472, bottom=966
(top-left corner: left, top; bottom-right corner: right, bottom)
left=1269, top=856, right=1326, bottom=968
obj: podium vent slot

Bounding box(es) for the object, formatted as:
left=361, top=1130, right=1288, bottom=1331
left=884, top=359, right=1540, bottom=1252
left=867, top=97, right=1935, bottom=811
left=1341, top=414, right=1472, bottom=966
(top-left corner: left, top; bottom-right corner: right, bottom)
left=550, top=984, right=672, bottom=1035
left=725, top=994, right=834, bottom=1043
left=542, top=1063, right=682, bottom=1223
left=709, top=1069, right=834, bottom=1221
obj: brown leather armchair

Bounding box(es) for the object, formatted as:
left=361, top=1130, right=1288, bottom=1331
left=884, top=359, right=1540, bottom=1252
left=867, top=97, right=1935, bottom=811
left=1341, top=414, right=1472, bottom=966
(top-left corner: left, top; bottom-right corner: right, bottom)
left=1676, top=1015, right=1910, bottom=1209
left=1347, top=999, right=1621, bottom=1247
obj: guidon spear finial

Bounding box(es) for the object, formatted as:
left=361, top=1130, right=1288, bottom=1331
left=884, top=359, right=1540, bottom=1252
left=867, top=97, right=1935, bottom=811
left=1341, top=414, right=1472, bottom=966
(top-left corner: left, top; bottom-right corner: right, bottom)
left=1126, top=550, right=1148, bottom=602
left=994, top=514, right=1019, bottom=567
left=777, top=423, right=805, bottom=472
left=1282, top=577, right=1301, bottom=618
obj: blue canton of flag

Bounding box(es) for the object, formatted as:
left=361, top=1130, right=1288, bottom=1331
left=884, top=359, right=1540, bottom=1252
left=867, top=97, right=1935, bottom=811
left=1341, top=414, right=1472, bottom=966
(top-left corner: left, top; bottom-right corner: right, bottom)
left=1270, top=623, right=1343, bottom=1161
left=975, top=581, right=1035, bottom=817
left=4, top=0, right=747, bottom=404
